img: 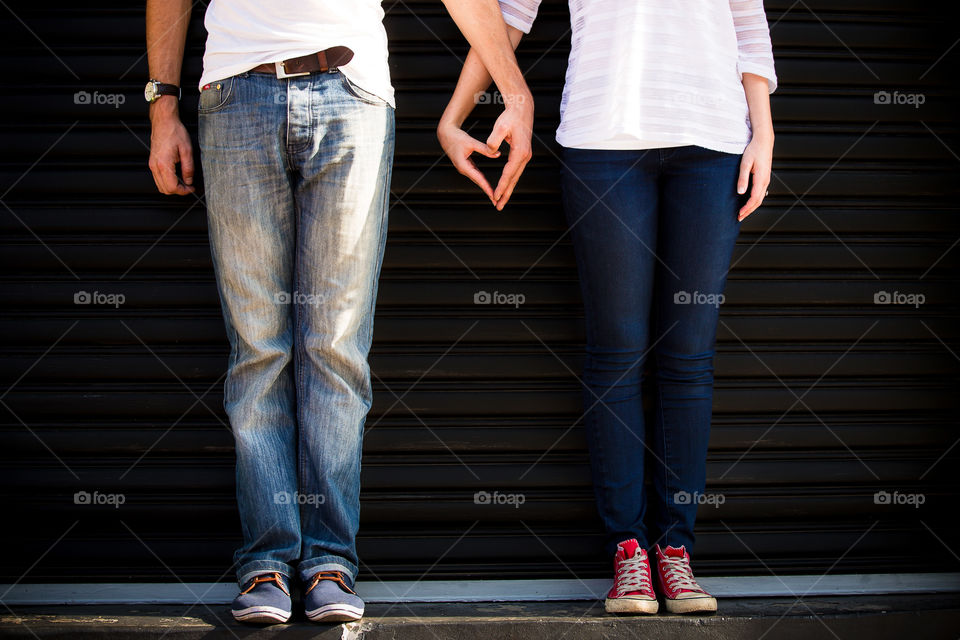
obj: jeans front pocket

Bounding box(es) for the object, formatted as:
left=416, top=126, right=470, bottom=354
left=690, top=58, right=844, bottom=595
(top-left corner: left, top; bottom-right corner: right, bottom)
left=198, top=76, right=236, bottom=114
left=337, top=72, right=389, bottom=107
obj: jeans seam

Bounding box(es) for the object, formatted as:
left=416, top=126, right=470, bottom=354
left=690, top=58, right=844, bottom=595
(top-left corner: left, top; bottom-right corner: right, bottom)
left=294, top=193, right=306, bottom=531
left=365, top=129, right=393, bottom=325
left=657, top=360, right=672, bottom=547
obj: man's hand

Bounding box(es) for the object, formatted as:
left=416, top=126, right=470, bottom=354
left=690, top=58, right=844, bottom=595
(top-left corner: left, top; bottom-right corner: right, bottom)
left=146, top=0, right=192, bottom=195
left=485, top=97, right=533, bottom=210
left=148, top=98, right=195, bottom=196
left=437, top=94, right=533, bottom=211
left=436, top=3, right=531, bottom=210
left=437, top=122, right=501, bottom=204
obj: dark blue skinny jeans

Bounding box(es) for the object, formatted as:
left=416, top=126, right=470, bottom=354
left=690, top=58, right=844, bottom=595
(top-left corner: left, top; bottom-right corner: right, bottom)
left=560, top=145, right=744, bottom=556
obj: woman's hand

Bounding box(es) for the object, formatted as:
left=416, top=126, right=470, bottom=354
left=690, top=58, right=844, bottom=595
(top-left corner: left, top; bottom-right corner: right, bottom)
left=737, top=73, right=774, bottom=222
left=437, top=120, right=501, bottom=206
left=737, top=132, right=773, bottom=221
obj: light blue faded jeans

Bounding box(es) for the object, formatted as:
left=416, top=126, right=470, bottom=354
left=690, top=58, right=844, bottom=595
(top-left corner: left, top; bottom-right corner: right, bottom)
left=197, top=69, right=394, bottom=588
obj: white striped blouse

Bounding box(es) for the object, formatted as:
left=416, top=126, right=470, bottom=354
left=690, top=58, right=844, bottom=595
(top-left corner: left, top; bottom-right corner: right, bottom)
left=498, top=0, right=777, bottom=154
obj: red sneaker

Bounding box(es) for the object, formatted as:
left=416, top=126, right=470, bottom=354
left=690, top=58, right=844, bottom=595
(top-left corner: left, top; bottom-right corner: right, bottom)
left=653, top=544, right=717, bottom=614
left=604, top=539, right=658, bottom=614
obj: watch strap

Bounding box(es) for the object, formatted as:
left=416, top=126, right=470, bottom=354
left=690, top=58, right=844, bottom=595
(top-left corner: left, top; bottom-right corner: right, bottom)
left=147, top=80, right=181, bottom=102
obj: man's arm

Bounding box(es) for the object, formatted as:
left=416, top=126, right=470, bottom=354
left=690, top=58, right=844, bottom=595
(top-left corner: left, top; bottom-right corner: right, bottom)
left=146, top=0, right=195, bottom=196
left=437, top=27, right=525, bottom=208
left=440, top=0, right=533, bottom=209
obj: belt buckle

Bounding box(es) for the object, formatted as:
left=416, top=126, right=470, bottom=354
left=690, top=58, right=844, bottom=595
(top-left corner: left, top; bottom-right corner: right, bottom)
left=275, top=61, right=310, bottom=79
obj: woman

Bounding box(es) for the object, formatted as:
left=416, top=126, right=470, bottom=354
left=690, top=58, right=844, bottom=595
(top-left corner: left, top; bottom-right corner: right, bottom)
left=438, top=0, right=776, bottom=615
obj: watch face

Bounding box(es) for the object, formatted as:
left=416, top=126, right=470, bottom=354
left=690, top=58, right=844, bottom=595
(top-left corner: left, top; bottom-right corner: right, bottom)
left=144, top=82, right=157, bottom=103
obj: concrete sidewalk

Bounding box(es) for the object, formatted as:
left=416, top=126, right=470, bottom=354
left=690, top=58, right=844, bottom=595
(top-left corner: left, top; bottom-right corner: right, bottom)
left=2, top=595, right=959, bottom=639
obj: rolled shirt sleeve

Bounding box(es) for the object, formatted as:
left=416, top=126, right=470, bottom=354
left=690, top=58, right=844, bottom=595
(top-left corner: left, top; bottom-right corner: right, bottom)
left=730, top=0, right=778, bottom=93
left=498, top=0, right=541, bottom=34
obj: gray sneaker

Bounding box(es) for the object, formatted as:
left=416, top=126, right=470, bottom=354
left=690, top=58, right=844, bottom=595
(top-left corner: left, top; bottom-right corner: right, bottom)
left=231, top=572, right=292, bottom=624
left=303, top=571, right=364, bottom=622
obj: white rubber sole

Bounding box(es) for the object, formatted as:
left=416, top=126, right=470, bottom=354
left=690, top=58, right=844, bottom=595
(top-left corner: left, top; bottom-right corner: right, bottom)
left=604, top=595, right=659, bottom=614
left=305, top=602, right=365, bottom=622
left=662, top=594, right=718, bottom=614
left=231, top=604, right=292, bottom=624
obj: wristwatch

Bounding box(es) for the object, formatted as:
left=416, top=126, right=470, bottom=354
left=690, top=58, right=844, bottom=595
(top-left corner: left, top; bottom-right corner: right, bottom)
left=144, top=79, right=181, bottom=103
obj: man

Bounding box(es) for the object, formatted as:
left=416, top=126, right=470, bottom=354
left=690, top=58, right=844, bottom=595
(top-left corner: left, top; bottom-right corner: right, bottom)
left=146, top=0, right=532, bottom=625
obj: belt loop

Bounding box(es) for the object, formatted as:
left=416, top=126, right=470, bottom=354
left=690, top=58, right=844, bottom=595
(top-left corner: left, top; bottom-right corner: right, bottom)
left=317, top=50, right=328, bottom=72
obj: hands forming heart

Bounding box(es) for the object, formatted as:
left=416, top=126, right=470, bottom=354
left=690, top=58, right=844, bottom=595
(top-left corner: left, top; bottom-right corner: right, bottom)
left=438, top=104, right=533, bottom=211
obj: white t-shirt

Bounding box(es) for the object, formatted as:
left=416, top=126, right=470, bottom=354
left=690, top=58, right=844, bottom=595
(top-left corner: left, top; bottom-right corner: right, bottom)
left=199, top=0, right=394, bottom=107
left=499, top=0, right=777, bottom=153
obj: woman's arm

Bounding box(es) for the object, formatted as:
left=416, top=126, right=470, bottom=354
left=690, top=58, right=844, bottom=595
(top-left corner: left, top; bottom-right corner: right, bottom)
left=737, top=73, right=774, bottom=221
left=730, top=0, right=777, bottom=221
left=438, top=26, right=526, bottom=209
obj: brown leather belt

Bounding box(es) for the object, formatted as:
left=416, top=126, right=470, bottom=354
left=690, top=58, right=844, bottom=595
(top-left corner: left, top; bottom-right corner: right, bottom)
left=250, top=46, right=354, bottom=77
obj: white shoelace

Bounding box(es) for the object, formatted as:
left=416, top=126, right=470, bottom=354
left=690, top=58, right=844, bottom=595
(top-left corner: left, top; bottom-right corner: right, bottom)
left=614, top=550, right=652, bottom=595
left=659, top=554, right=706, bottom=593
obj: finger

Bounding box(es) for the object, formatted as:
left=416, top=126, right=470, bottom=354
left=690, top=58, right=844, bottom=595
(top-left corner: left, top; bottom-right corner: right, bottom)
left=159, top=160, right=192, bottom=196
left=738, top=191, right=762, bottom=220
left=156, top=156, right=177, bottom=194
left=754, top=177, right=769, bottom=207
left=493, top=139, right=531, bottom=200
left=493, top=158, right=519, bottom=206
left=495, top=172, right=521, bottom=210
left=470, top=137, right=501, bottom=159
left=494, top=146, right=531, bottom=209
left=148, top=157, right=164, bottom=194
left=457, top=158, right=495, bottom=201
left=486, top=124, right=507, bottom=154
left=180, top=143, right=195, bottom=186
left=493, top=165, right=520, bottom=209
left=747, top=174, right=768, bottom=213
left=451, top=152, right=495, bottom=201
left=148, top=160, right=162, bottom=193
left=737, top=156, right=752, bottom=195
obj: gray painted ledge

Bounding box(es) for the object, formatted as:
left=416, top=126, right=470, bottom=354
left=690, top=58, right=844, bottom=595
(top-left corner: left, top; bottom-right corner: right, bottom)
left=2, top=572, right=959, bottom=605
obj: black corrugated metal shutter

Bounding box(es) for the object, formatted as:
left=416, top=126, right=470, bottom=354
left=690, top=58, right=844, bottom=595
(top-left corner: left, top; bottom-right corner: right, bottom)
left=1, top=0, right=958, bottom=583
